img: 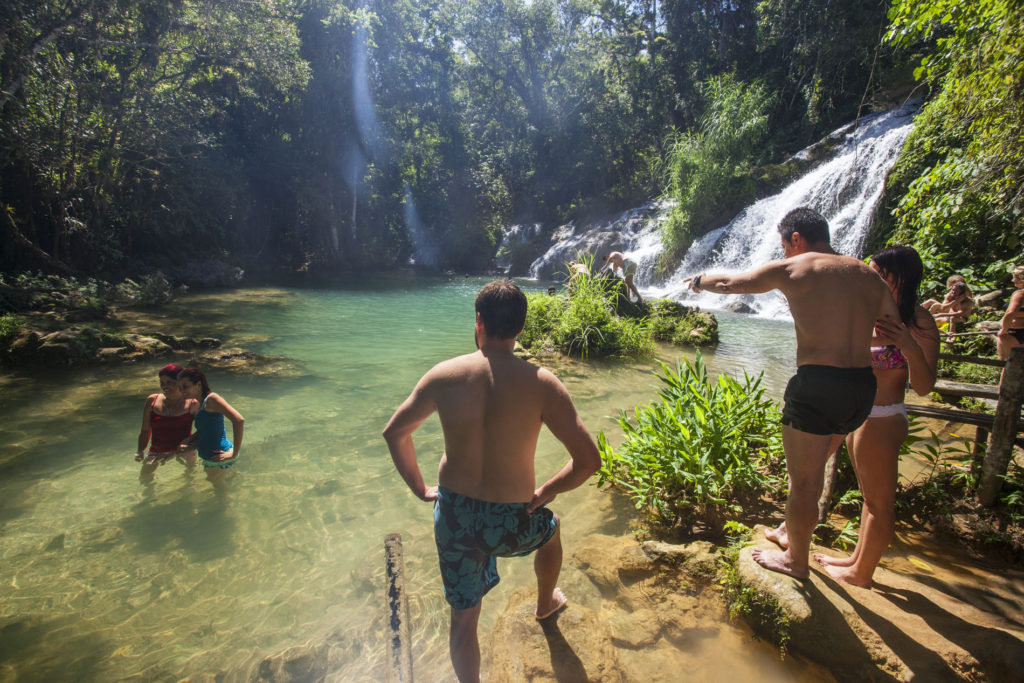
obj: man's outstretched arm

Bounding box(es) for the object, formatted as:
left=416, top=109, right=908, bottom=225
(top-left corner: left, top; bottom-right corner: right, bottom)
left=383, top=374, right=439, bottom=502
left=529, top=372, right=601, bottom=512
left=684, top=260, right=789, bottom=295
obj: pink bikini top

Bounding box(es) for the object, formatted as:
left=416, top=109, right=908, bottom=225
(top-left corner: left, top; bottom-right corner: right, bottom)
left=871, top=345, right=908, bottom=371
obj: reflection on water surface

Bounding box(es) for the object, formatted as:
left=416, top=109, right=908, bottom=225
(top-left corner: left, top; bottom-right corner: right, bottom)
left=0, top=276, right=831, bottom=681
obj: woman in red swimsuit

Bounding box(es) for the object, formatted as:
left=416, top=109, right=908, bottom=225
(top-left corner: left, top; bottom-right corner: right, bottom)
left=814, top=246, right=940, bottom=586
left=136, top=364, right=199, bottom=485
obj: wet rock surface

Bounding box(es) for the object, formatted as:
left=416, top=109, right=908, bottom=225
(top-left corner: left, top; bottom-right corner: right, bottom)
left=737, top=525, right=1024, bottom=681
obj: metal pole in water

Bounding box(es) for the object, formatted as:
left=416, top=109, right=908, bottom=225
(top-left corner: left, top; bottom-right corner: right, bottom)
left=385, top=533, right=414, bottom=682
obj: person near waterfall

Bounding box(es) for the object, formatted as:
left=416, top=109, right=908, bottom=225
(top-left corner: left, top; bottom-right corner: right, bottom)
left=383, top=280, right=601, bottom=682
left=684, top=207, right=899, bottom=579
left=805, top=245, right=939, bottom=586
left=598, top=251, right=643, bottom=303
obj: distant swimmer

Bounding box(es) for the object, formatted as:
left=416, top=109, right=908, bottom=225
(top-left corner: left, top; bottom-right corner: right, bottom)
left=136, top=364, right=198, bottom=486
left=383, top=280, right=600, bottom=682
left=178, top=368, right=245, bottom=494
left=685, top=208, right=899, bottom=579
left=598, top=251, right=642, bottom=303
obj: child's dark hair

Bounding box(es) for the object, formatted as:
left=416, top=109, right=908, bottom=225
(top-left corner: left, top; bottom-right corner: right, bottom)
left=178, top=367, right=211, bottom=398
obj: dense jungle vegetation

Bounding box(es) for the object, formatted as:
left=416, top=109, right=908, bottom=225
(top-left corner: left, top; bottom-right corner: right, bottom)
left=0, top=1, right=1020, bottom=281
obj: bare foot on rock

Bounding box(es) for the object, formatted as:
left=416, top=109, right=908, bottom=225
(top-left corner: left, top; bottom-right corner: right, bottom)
left=821, top=563, right=872, bottom=588
left=536, top=587, right=568, bottom=620
left=752, top=547, right=808, bottom=579
left=814, top=552, right=855, bottom=568
left=764, top=523, right=789, bottom=549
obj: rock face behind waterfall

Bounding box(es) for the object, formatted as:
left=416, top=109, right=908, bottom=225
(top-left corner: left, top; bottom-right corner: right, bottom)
left=500, top=204, right=662, bottom=281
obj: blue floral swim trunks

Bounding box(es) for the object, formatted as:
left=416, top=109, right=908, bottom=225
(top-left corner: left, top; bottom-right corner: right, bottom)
left=433, top=485, right=557, bottom=610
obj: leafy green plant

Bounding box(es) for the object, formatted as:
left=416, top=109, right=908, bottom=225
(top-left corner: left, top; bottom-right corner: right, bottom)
left=661, top=74, right=773, bottom=258
left=597, top=353, right=784, bottom=528
left=520, top=263, right=654, bottom=358
left=0, top=314, right=25, bottom=348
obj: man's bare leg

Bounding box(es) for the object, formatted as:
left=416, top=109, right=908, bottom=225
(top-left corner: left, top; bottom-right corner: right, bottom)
left=534, top=519, right=567, bottom=619
left=625, top=276, right=643, bottom=304
left=449, top=603, right=482, bottom=682
left=764, top=522, right=789, bottom=548
left=817, top=415, right=903, bottom=587
left=752, top=426, right=836, bottom=578
left=766, top=434, right=844, bottom=550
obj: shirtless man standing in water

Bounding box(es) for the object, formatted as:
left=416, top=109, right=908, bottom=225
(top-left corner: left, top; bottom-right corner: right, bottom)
left=685, top=208, right=898, bottom=579
left=383, top=280, right=600, bottom=682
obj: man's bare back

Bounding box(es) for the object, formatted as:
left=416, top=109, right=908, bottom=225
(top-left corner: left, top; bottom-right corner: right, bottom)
left=425, top=349, right=583, bottom=502
left=776, top=252, right=896, bottom=367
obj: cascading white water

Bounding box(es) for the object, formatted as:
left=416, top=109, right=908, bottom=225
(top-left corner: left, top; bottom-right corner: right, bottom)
left=648, top=104, right=918, bottom=317
left=525, top=103, right=917, bottom=318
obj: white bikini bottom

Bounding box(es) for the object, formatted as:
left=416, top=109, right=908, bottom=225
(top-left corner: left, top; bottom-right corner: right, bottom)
left=869, top=403, right=908, bottom=420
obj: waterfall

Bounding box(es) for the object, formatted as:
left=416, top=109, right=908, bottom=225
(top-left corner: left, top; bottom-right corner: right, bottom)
left=650, top=103, right=918, bottom=317
left=525, top=104, right=917, bottom=318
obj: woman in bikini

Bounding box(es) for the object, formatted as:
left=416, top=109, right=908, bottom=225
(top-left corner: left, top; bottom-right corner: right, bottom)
left=136, top=364, right=198, bottom=485
left=766, top=246, right=939, bottom=587
left=177, top=368, right=244, bottom=493
left=997, top=265, right=1024, bottom=361
left=813, top=246, right=939, bottom=586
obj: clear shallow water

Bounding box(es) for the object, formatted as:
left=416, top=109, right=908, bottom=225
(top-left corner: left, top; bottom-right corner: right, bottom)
left=0, top=275, right=823, bottom=681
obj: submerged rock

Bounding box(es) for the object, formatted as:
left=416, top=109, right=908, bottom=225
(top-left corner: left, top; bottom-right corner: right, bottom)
left=487, top=587, right=628, bottom=682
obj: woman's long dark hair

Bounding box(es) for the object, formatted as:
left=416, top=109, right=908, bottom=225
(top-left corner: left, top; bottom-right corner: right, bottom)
left=178, top=367, right=211, bottom=398
left=872, top=246, right=923, bottom=327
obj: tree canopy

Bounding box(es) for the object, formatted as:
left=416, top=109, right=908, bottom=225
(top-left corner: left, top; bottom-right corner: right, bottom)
left=1, top=1, right=1014, bottom=279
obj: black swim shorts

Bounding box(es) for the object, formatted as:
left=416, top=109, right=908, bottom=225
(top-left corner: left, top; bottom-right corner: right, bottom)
left=781, top=365, right=876, bottom=436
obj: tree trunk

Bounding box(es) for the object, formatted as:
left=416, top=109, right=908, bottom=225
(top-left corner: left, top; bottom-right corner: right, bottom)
left=978, top=347, right=1024, bottom=506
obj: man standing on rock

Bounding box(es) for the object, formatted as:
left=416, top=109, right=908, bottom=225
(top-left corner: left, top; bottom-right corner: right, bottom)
left=599, top=251, right=643, bottom=303
left=383, top=280, right=601, bottom=681
left=685, top=208, right=898, bottom=579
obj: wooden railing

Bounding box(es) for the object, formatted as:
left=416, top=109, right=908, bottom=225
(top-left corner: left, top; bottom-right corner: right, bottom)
left=908, top=346, right=1024, bottom=506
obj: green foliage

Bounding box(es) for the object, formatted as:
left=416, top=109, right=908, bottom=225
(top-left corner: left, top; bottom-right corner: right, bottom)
left=598, top=353, right=785, bottom=528
left=647, top=299, right=720, bottom=346
left=0, top=314, right=25, bottom=348
left=661, top=75, right=773, bottom=256
left=881, top=0, right=1024, bottom=278
left=719, top=524, right=791, bottom=654
left=521, top=269, right=654, bottom=358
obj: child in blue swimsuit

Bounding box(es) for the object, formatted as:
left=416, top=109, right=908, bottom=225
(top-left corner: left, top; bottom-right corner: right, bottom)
left=178, top=368, right=245, bottom=492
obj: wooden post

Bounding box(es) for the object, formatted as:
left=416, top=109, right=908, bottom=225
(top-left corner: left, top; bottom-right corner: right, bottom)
left=970, top=426, right=988, bottom=476
left=978, top=347, right=1024, bottom=506
left=385, top=533, right=414, bottom=683
left=817, top=447, right=842, bottom=526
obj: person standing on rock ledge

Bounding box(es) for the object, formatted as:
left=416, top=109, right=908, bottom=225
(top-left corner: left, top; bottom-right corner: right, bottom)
left=599, top=251, right=643, bottom=303
left=684, top=208, right=899, bottom=580
left=383, top=280, right=601, bottom=682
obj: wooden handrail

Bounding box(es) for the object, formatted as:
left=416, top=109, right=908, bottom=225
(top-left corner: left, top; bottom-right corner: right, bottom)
left=938, top=352, right=1005, bottom=368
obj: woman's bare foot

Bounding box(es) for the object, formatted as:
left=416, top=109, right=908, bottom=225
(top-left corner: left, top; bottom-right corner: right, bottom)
left=536, top=587, right=568, bottom=620
left=813, top=552, right=855, bottom=567
left=751, top=547, right=808, bottom=579
left=822, top=563, right=872, bottom=588
left=764, top=523, right=789, bottom=549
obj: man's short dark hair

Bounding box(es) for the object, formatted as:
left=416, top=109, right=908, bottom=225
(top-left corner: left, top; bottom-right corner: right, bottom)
left=475, top=280, right=527, bottom=339
left=778, top=208, right=830, bottom=245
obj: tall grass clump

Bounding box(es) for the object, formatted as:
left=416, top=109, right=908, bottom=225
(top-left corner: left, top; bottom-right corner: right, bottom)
left=661, top=74, right=773, bottom=260
left=521, top=268, right=653, bottom=358
left=598, top=352, right=784, bottom=530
